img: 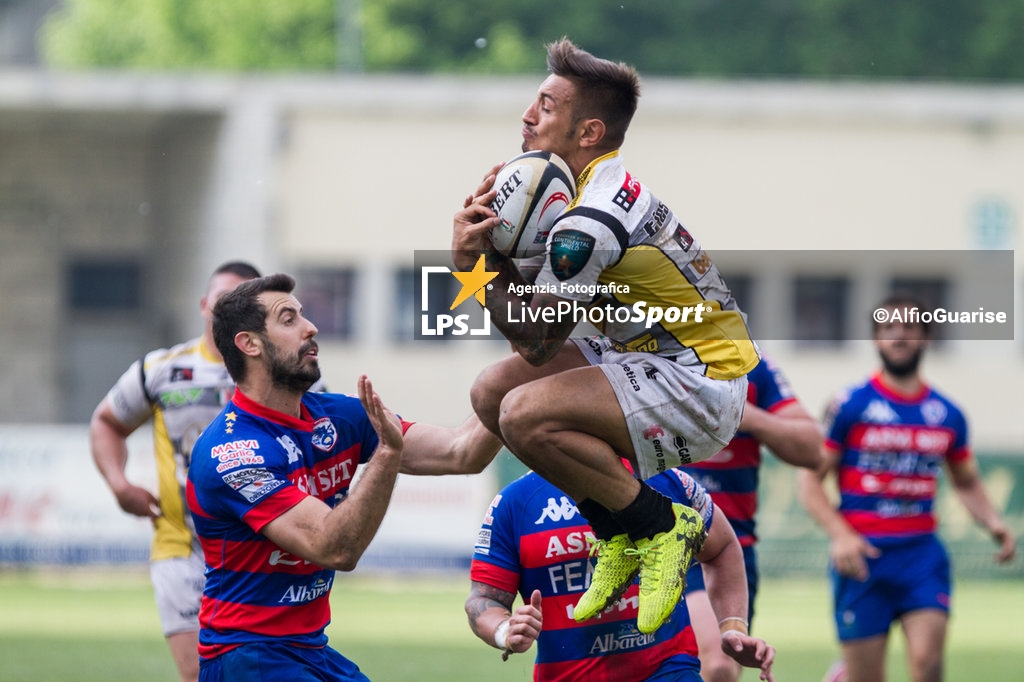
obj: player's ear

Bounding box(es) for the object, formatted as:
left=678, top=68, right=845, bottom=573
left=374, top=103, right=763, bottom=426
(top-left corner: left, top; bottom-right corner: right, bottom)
left=579, top=118, right=605, bottom=149
left=234, top=331, right=262, bottom=358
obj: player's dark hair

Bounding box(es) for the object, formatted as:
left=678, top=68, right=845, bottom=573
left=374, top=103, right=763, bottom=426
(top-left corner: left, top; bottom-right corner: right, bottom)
left=212, top=260, right=262, bottom=280
left=213, top=273, right=296, bottom=383
left=546, top=37, right=640, bottom=151
left=873, top=291, right=931, bottom=336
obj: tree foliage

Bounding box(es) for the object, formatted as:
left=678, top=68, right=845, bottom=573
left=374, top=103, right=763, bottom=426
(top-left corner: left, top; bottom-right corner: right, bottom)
left=39, top=0, right=1024, bottom=80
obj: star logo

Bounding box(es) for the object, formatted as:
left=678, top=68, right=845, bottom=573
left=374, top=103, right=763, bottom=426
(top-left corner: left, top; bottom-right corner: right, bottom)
left=450, top=255, right=498, bottom=310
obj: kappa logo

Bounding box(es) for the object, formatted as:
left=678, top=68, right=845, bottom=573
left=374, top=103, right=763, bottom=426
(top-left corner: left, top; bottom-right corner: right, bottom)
left=535, top=496, right=579, bottom=524
left=862, top=400, right=899, bottom=424
left=277, top=435, right=303, bottom=464
left=269, top=549, right=303, bottom=566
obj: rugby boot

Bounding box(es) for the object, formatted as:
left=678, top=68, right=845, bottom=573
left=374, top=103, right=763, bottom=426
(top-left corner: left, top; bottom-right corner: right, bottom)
left=631, top=503, right=706, bottom=634
left=572, top=533, right=640, bottom=622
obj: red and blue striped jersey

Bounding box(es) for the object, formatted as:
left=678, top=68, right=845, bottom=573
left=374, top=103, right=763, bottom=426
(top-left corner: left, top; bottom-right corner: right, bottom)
left=823, top=374, right=970, bottom=538
left=680, top=356, right=795, bottom=547
left=470, top=469, right=714, bottom=682
left=186, top=389, right=404, bottom=658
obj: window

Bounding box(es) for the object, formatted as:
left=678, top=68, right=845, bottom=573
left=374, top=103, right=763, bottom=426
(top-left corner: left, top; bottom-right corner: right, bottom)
left=66, top=260, right=141, bottom=312
left=792, top=276, right=849, bottom=344
left=721, top=272, right=757, bottom=338
left=295, top=267, right=356, bottom=339
left=887, top=276, right=950, bottom=342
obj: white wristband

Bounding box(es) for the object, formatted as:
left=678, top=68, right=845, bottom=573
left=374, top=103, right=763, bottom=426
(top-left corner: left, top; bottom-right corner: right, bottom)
left=494, top=619, right=510, bottom=650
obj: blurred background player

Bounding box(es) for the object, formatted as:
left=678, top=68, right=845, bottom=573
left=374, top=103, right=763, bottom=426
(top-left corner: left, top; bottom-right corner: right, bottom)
left=681, top=353, right=821, bottom=682
left=797, top=293, right=1016, bottom=682
left=188, top=273, right=500, bottom=681
left=89, top=260, right=261, bottom=682
left=466, top=464, right=776, bottom=682
left=452, top=36, right=758, bottom=637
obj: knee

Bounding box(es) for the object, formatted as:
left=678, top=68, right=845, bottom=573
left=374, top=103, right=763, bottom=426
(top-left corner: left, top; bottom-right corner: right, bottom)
left=496, top=385, right=534, bottom=442
left=470, top=364, right=507, bottom=427
left=907, top=650, right=943, bottom=681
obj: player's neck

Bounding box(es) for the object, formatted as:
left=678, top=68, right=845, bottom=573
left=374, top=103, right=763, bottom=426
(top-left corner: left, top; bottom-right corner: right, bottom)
left=877, top=370, right=924, bottom=398
left=237, top=378, right=304, bottom=419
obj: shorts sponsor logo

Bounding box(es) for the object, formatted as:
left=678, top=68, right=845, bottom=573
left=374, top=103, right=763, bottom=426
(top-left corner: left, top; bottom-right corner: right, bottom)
left=642, top=424, right=665, bottom=440
left=311, top=418, right=338, bottom=452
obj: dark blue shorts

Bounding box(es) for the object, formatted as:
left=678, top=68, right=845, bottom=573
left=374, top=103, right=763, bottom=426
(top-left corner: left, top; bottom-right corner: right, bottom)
left=199, top=642, right=371, bottom=682
left=684, top=544, right=759, bottom=623
left=831, top=534, right=951, bottom=642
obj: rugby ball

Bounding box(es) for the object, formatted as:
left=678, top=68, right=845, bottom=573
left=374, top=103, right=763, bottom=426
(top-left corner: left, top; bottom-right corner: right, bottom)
left=488, top=150, right=575, bottom=259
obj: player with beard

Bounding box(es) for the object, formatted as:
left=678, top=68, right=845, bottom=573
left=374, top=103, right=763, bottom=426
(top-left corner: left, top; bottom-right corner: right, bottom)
left=797, top=293, right=1016, bottom=682
left=187, top=273, right=500, bottom=681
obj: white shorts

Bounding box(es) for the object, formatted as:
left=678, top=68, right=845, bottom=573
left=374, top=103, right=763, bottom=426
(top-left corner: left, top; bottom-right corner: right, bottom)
left=150, top=552, right=205, bottom=636
left=573, top=336, right=748, bottom=481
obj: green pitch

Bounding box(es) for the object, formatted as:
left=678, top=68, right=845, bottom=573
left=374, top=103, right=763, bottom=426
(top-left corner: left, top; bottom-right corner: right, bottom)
left=1, top=568, right=1022, bottom=681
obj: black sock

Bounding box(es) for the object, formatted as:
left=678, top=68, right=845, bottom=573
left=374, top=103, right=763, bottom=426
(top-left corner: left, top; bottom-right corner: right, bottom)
left=612, top=482, right=674, bottom=542
left=576, top=498, right=626, bottom=541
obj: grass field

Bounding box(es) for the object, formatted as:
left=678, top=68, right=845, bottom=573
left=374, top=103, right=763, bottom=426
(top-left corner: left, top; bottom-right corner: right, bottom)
left=2, top=567, right=1022, bottom=681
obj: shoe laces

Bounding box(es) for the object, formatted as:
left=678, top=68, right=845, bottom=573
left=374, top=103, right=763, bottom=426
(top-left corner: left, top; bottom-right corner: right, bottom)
left=624, top=545, right=661, bottom=590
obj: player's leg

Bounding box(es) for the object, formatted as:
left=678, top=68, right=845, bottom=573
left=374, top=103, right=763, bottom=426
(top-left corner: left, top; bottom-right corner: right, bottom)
left=831, top=554, right=895, bottom=682
left=893, top=536, right=952, bottom=682
left=151, top=556, right=205, bottom=682
left=470, top=341, right=590, bottom=438
left=497, top=360, right=707, bottom=633
left=167, top=630, right=200, bottom=682
left=841, top=635, right=888, bottom=682
left=900, top=609, right=947, bottom=682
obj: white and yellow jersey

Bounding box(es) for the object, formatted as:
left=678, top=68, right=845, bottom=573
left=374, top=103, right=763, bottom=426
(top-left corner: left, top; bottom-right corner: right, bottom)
left=106, top=337, right=234, bottom=561
left=534, top=151, right=758, bottom=380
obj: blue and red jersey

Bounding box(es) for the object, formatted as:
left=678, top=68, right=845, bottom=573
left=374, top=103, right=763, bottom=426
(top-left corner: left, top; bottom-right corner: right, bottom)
left=186, top=389, right=406, bottom=659
left=823, top=374, right=970, bottom=538
left=470, top=469, right=714, bottom=682
left=680, top=356, right=795, bottom=547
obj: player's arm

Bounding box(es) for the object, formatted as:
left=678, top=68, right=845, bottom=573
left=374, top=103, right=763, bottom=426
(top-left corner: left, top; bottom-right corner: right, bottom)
left=399, top=415, right=503, bottom=475
left=696, top=503, right=776, bottom=681
left=451, top=192, right=576, bottom=365
left=740, top=401, right=822, bottom=469
left=262, top=377, right=404, bottom=571
left=946, top=457, right=1017, bottom=563
left=89, top=397, right=160, bottom=519
left=796, top=446, right=879, bottom=580
left=465, top=582, right=542, bottom=656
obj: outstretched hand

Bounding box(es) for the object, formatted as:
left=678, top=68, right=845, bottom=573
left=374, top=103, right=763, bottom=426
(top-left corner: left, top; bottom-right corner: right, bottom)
left=721, top=631, right=776, bottom=682
left=357, top=375, right=402, bottom=453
